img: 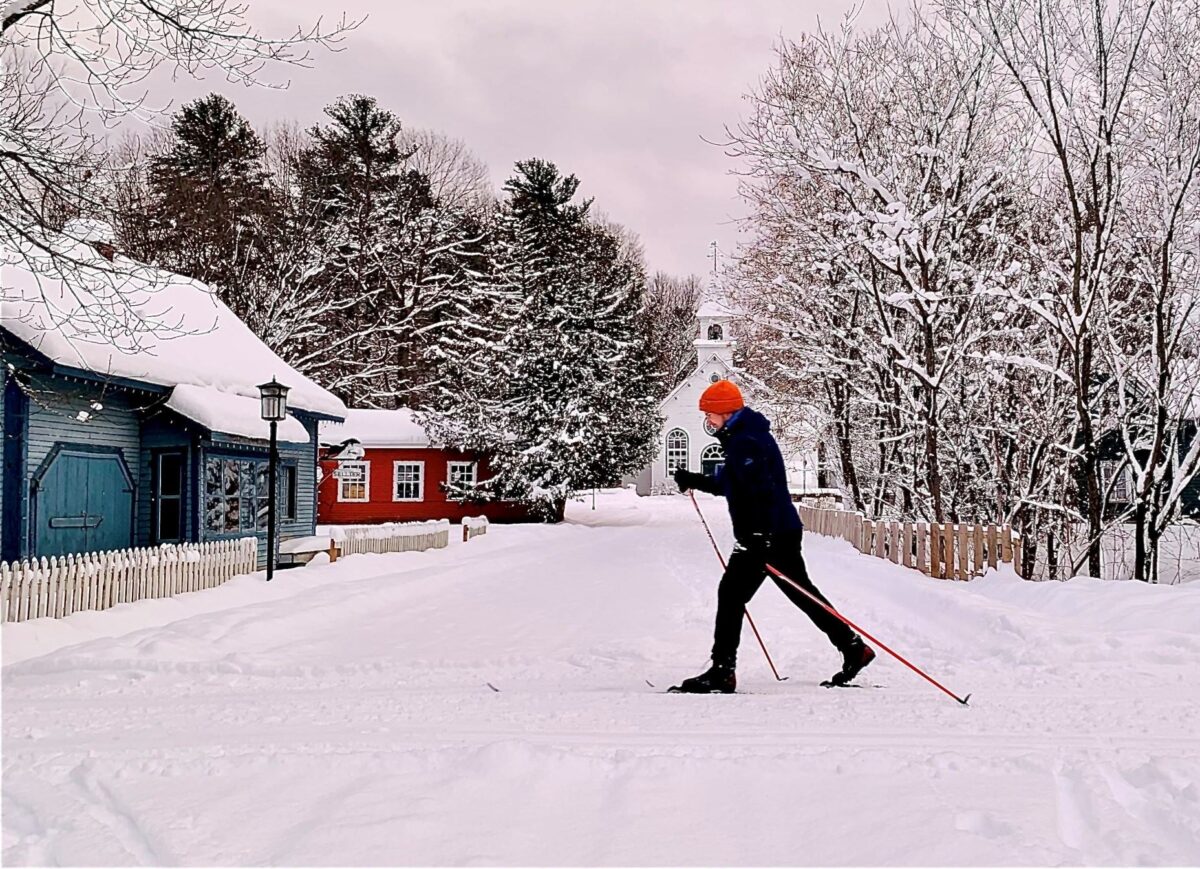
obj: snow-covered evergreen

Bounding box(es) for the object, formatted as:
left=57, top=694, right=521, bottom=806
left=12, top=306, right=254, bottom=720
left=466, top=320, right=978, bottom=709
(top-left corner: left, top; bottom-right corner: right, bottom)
left=426, top=159, right=659, bottom=518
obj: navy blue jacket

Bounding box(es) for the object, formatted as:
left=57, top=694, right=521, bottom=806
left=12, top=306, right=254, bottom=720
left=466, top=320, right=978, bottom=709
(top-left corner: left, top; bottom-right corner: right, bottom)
left=689, top=407, right=803, bottom=543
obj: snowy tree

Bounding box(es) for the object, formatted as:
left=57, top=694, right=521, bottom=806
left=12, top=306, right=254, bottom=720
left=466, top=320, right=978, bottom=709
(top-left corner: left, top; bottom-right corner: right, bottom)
left=288, top=94, right=487, bottom=406
left=0, top=0, right=354, bottom=269
left=396, top=127, right=494, bottom=214
left=727, top=13, right=1037, bottom=527
left=643, top=272, right=703, bottom=399
left=425, top=159, right=659, bottom=520
left=142, top=94, right=274, bottom=319
left=944, top=0, right=1200, bottom=580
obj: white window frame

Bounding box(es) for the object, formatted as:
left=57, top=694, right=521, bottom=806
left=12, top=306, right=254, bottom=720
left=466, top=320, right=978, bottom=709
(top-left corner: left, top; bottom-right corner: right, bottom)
left=665, top=428, right=689, bottom=473
left=336, top=460, right=370, bottom=503
left=393, top=460, right=425, bottom=502
left=447, top=460, right=477, bottom=492
left=701, top=443, right=724, bottom=464
left=1102, top=460, right=1131, bottom=503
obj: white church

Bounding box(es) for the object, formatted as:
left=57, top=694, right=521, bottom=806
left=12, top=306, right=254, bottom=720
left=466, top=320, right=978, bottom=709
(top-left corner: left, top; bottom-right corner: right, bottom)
left=633, top=297, right=822, bottom=496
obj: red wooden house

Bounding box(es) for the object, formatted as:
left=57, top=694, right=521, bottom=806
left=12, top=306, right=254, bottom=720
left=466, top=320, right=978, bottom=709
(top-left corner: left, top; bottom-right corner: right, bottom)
left=317, top=409, right=536, bottom=525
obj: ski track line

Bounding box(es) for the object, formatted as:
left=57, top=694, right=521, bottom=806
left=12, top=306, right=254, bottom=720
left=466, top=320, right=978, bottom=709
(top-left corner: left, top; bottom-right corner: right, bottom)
left=68, top=760, right=173, bottom=867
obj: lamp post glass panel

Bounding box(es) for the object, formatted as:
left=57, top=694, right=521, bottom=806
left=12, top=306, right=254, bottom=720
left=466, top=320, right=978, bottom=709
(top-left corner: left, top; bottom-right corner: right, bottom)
left=258, top=379, right=290, bottom=580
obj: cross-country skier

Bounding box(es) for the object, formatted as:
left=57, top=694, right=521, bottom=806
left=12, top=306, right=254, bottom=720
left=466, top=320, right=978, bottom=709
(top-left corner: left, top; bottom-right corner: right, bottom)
left=669, top=379, right=876, bottom=693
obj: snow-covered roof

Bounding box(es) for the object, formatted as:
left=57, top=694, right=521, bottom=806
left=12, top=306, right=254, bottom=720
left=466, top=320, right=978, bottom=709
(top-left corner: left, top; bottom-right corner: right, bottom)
left=166, top=384, right=310, bottom=444
left=697, top=298, right=735, bottom=318
left=2, top=237, right=346, bottom=425
left=320, top=408, right=431, bottom=448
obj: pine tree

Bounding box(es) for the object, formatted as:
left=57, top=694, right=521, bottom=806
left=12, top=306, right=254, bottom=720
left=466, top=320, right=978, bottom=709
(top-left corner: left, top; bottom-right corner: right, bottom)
left=292, top=94, right=484, bottom=406
left=146, top=94, right=272, bottom=316
left=427, top=159, right=659, bottom=520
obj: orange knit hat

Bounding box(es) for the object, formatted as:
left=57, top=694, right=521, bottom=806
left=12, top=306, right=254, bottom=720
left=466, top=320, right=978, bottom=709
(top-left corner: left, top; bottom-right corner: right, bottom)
left=699, top=379, right=745, bottom=414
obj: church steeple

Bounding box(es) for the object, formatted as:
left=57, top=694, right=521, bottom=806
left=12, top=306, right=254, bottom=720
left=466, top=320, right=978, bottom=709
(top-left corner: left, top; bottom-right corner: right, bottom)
left=695, top=297, right=735, bottom=364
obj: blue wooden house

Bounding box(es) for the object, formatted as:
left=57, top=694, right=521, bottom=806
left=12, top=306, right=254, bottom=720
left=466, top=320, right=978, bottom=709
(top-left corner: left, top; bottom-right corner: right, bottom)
left=1, top=230, right=346, bottom=565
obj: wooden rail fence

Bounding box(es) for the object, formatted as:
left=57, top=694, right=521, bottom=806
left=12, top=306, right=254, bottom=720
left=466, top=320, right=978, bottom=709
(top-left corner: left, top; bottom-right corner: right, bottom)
left=1, top=538, right=258, bottom=624
left=798, top=505, right=1023, bottom=580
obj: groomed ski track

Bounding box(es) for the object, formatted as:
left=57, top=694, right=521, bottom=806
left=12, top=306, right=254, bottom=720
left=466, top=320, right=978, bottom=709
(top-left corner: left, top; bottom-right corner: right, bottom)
left=4, top=489, right=1199, bottom=865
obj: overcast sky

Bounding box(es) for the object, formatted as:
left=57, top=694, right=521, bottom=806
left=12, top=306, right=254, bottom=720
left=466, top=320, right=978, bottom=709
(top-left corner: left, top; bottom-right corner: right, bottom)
left=163, top=1, right=893, bottom=279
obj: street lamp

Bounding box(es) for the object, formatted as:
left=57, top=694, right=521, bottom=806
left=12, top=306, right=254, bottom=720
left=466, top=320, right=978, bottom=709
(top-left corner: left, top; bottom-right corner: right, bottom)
left=258, top=377, right=290, bottom=581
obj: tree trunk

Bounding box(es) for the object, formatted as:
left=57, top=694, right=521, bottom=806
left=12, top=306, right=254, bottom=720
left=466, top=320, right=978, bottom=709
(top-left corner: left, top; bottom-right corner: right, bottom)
left=1134, top=501, right=1148, bottom=582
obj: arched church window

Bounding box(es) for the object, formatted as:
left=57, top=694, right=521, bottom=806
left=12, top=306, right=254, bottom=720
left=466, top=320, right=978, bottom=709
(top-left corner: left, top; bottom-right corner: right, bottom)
left=707, top=323, right=724, bottom=340
left=665, top=428, right=689, bottom=473
left=701, top=444, right=725, bottom=476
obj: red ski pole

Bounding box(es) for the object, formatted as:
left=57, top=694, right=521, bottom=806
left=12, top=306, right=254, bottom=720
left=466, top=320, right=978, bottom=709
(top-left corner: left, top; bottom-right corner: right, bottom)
left=689, top=491, right=786, bottom=682
left=763, top=562, right=971, bottom=706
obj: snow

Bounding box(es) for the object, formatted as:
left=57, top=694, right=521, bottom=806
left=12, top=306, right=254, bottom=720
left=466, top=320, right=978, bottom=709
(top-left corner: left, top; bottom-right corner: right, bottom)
left=319, top=407, right=430, bottom=448
left=1, top=237, right=345, bottom=420
left=4, top=489, right=1200, bottom=865
left=166, top=384, right=310, bottom=444
left=276, top=535, right=332, bottom=555
left=698, top=297, right=736, bottom=318
left=315, top=520, right=451, bottom=542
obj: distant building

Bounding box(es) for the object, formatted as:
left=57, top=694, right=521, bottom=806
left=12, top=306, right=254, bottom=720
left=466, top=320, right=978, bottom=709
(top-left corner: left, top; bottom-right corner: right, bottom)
left=317, top=409, right=537, bottom=525
left=633, top=297, right=821, bottom=496
left=1, top=225, right=346, bottom=564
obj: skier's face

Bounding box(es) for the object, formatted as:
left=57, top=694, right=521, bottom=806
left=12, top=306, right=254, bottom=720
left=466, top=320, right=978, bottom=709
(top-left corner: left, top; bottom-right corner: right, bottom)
left=704, top=411, right=731, bottom=435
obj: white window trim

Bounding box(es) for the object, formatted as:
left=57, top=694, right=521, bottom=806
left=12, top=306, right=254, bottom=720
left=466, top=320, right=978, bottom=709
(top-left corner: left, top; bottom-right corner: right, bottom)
left=393, top=460, right=425, bottom=502
left=336, top=460, right=370, bottom=503
left=447, top=460, right=477, bottom=489
left=665, top=428, right=689, bottom=473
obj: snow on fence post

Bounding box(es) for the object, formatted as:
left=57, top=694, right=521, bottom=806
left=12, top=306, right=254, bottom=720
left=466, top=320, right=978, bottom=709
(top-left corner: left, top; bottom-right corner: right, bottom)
left=463, top=516, right=489, bottom=543
left=973, top=526, right=985, bottom=579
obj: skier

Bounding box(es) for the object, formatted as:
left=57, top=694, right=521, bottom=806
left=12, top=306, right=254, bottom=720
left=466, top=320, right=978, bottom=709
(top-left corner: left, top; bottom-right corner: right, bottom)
left=670, top=379, right=875, bottom=693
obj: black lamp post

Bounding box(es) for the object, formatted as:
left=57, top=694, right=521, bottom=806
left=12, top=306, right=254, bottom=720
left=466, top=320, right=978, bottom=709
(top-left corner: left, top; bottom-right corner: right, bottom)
left=258, top=377, right=290, bottom=581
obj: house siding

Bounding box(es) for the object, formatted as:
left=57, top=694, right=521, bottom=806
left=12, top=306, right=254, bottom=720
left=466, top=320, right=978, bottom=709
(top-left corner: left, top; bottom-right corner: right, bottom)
left=0, top=371, right=26, bottom=562
left=20, top=374, right=145, bottom=558
left=317, top=446, right=536, bottom=524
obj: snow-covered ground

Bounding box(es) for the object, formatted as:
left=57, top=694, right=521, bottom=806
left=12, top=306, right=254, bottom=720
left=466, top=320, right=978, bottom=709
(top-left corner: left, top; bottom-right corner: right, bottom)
left=4, top=489, right=1200, bottom=866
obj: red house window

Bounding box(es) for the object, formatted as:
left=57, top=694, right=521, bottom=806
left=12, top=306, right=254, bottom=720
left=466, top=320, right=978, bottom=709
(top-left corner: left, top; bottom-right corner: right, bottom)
left=337, top=461, right=369, bottom=502
left=393, top=461, right=424, bottom=501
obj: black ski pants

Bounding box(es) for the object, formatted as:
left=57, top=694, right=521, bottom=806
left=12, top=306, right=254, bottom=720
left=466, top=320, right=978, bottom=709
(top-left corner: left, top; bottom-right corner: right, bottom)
left=711, top=529, right=856, bottom=668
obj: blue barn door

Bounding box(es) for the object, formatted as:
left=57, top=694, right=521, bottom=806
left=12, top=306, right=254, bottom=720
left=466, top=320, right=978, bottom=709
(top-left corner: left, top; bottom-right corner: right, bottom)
left=34, top=448, right=134, bottom=557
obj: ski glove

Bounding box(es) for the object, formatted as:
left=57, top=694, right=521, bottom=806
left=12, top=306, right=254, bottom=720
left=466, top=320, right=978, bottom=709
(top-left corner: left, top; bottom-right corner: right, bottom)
left=737, top=532, right=772, bottom=555
left=673, top=468, right=705, bottom=493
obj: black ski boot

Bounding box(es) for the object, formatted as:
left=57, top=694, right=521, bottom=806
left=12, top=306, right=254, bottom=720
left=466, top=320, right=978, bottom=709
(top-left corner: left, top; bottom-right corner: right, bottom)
left=668, top=662, right=736, bottom=694
left=823, top=638, right=876, bottom=687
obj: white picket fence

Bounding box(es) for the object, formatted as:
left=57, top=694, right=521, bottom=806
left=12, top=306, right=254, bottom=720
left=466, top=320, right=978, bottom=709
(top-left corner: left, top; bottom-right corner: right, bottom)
left=462, top=516, right=489, bottom=542
left=337, top=520, right=450, bottom=556
left=0, top=538, right=258, bottom=624
left=798, top=504, right=1024, bottom=580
